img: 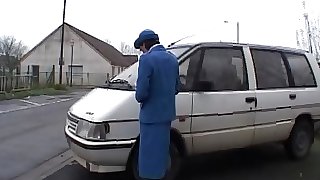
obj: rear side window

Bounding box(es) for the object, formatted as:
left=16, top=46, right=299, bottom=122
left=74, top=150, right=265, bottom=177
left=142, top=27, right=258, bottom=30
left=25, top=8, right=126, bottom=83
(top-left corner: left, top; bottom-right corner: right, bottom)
left=195, top=47, right=248, bottom=91
left=285, top=53, right=316, bottom=87
left=251, top=50, right=289, bottom=89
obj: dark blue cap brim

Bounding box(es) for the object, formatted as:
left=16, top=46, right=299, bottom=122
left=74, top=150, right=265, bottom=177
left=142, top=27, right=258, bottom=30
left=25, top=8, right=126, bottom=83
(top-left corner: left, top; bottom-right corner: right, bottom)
left=134, top=38, right=143, bottom=49
left=134, top=33, right=159, bottom=49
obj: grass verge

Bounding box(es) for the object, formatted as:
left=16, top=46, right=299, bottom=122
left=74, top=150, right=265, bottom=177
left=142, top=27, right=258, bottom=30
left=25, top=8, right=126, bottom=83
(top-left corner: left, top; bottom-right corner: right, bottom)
left=0, top=87, right=68, bottom=101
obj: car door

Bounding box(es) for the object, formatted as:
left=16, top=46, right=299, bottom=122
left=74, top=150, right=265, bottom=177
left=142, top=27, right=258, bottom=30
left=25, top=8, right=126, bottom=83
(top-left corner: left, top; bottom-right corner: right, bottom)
left=282, top=52, right=320, bottom=128
left=171, top=48, right=201, bottom=152
left=249, top=49, right=295, bottom=144
left=191, top=45, right=256, bottom=154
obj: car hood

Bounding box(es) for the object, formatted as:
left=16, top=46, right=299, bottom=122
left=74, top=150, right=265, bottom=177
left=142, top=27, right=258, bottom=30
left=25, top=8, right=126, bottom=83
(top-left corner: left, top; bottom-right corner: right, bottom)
left=69, top=88, right=139, bottom=123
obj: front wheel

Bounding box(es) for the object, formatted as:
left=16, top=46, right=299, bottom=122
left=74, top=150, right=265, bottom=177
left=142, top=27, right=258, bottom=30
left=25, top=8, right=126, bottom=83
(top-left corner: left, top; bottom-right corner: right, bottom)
left=127, top=142, right=182, bottom=180
left=285, top=120, right=314, bottom=160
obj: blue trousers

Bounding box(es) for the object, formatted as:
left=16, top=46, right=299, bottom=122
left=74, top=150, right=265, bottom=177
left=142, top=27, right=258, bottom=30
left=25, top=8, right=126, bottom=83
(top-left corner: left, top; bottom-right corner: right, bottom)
left=139, top=122, right=171, bottom=179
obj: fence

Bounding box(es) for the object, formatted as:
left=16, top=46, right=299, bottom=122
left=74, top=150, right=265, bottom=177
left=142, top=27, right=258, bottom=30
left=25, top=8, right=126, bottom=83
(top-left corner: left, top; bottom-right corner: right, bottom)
left=0, top=75, right=32, bottom=93
left=65, top=72, right=109, bottom=87
left=37, top=72, right=110, bottom=88
left=0, top=72, right=112, bottom=93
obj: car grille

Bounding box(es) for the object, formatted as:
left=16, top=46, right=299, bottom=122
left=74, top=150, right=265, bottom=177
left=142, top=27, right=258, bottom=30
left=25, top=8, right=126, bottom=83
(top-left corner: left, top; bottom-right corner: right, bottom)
left=67, top=113, right=79, bottom=134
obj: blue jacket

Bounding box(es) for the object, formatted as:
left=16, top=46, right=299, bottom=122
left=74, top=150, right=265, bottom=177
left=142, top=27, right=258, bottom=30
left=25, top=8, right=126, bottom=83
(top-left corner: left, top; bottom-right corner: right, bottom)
left=135, top=44, right=180, bottom=124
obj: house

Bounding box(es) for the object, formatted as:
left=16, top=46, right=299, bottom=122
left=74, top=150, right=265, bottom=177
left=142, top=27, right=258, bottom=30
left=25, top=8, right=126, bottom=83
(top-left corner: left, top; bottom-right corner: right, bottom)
left=20, top=23, right=138, bottom=86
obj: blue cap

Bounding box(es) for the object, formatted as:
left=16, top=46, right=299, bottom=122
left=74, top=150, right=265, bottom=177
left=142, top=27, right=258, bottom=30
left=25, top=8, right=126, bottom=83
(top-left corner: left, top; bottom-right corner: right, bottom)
left=134, top=29, right=159, bottom=49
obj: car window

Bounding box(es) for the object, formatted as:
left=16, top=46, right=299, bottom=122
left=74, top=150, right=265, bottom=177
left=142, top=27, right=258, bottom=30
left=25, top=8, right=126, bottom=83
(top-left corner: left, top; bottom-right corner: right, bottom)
left=195, top=47, right=248, bottom=91
left=285, top=53, right=317, bottom=87
left=168, top=46, right=191, bottom=58
left=111, top=46, right=191, bottom=89
left=179, top=50, right=202, bottom=91
left=251, top=49, right=289, bottom=89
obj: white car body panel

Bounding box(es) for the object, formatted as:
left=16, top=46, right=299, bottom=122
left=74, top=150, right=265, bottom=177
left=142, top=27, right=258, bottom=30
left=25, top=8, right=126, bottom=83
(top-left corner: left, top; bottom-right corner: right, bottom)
left=64, top=42, right=320, bottom=173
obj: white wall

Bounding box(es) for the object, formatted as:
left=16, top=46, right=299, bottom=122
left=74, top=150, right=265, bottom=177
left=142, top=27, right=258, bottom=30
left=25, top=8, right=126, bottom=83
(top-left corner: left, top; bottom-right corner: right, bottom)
left=21, top=25, right=115, bottom=86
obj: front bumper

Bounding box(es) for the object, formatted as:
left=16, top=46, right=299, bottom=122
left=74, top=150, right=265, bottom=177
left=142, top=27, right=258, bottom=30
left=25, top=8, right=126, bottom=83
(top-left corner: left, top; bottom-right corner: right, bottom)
left=65, top=126, right=136, bottom=173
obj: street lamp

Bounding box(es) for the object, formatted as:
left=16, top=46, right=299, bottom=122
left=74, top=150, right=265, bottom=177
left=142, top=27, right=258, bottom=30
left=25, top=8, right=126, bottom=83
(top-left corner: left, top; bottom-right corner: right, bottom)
left=224, top=20, right=240, bottom=43
left=70, top=39, right=74, bottom=87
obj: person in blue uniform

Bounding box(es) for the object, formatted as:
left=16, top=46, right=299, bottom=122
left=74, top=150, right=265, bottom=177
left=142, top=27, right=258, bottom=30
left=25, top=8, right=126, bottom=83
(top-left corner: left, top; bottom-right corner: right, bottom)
left=134, top=29, right=180, bottom=180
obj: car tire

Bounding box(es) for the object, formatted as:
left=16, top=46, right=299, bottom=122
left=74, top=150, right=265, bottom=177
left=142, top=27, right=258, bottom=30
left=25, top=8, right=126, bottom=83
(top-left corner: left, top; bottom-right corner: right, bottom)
left=127, top=141, right=182, bottom=180
left=285, top=120, right=314, bottom=160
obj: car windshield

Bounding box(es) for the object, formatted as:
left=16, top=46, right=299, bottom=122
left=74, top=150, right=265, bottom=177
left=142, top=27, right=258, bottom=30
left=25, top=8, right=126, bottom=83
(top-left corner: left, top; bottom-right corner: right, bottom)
left=110, top=46, right=191, bottom=89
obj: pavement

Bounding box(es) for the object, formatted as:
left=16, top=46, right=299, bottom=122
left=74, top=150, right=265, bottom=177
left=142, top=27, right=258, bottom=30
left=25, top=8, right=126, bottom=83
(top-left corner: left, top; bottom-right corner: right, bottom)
left=0, top=90, right=88, bottom=180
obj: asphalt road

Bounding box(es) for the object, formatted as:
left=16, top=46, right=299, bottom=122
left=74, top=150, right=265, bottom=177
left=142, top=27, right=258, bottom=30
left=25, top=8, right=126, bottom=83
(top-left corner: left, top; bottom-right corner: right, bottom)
left=0, top=91, right=87, bottom=180
left=45, top=140, right=320, bottom=180
left=1, top=90, right=320, bottom=180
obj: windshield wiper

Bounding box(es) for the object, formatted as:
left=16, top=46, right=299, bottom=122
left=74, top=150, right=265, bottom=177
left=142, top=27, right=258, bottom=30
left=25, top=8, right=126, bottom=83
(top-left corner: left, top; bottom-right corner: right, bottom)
left=110, top=79, right=129, bottom=84
left=99, top=79, right=134, bottom=90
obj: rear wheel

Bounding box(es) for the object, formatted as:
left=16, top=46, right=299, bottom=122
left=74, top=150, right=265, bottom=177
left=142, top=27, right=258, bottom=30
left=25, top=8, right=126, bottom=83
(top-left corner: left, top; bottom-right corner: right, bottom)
left=127, top=141, right=182, bottom=180
left=285, top=120, right=314, bottom=160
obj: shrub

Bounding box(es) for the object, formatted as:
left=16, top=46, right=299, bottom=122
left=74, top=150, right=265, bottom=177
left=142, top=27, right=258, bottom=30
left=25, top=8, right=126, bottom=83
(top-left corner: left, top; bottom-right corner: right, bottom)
left=52, top=84, right=67, bottom=91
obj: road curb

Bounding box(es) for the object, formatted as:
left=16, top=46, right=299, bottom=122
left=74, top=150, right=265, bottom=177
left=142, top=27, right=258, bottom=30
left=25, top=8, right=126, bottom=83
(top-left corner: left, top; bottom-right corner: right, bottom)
left=13, top=150, right=74, bottom=180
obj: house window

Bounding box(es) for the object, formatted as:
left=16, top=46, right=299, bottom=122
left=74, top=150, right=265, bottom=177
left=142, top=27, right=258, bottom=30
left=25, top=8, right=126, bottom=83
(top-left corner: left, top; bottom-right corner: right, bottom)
left=118, top=67, right=121, bottom=74
left=107, top=73, right=110, bottom=81
left=68, top=65, right=83, bottom=75
left=68, top=65, right=83, bottom=85
left=112, top=66, right=115, bottom=77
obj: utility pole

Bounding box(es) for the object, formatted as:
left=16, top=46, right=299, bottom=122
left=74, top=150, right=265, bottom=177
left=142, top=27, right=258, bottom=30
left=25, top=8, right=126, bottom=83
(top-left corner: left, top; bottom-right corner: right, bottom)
left=70, top=40, right=74, bottom=87
left=236, top=22, right=240, bottom=43
left=59, top=0, right=67, bottom=84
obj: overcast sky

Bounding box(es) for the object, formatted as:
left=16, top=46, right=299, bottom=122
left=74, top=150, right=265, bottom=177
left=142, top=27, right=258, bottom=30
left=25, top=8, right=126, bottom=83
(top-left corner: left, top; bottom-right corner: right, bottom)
left=1, top=0, right=319, bottom=51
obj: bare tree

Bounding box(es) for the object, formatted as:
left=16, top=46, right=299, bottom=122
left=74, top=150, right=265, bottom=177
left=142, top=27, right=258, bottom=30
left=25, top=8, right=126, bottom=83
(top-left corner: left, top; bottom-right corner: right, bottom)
left=310, top=17, right=320, bottom=60
left=0, top=36, right=28, bottom=75
left=120, top=42, right=141, bottom=55
left=297, top=1, right=320, bottom=60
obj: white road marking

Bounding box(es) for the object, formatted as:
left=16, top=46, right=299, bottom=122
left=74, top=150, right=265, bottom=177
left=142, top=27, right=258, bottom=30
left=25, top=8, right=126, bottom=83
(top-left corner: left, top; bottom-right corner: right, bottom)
left=41, top=95, right=55, bottom=99
left=41, top=95, right=55, bottom=98
left=0, top=98, right=74, bottom=115
left=41, top=98, right=72, bottom=106
left=20, top=99, right=41, bottom=106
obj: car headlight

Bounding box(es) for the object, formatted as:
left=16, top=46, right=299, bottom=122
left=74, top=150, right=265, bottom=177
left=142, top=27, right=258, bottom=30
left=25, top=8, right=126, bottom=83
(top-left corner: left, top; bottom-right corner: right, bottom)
left=76, top=120, right=110, bottom=141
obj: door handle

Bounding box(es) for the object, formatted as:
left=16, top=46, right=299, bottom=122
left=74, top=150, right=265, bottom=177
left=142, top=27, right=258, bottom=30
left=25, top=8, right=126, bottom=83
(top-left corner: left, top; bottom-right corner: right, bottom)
left=245, top=97, right=256, bottom=103
left=245, top=97, right=257, bottom=107
left=289, top=94, right=296, bottom=100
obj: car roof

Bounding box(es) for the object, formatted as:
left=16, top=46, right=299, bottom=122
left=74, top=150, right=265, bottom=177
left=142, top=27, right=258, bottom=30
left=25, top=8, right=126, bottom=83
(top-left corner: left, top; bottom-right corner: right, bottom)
left=170, top=42, right=308, bottom=54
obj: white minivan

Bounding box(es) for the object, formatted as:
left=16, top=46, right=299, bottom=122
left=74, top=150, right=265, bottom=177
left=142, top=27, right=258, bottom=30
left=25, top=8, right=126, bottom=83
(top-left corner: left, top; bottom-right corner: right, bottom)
left=65, top=42, right=320, bottom=180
